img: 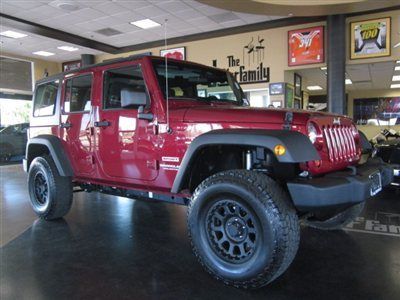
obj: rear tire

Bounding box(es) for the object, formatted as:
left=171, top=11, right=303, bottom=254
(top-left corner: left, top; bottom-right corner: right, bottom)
left=303, top=202, right=365, bottom=230
left=28, top=155, right=73, bottom=220
left=187, top=170, right=300, bottom=289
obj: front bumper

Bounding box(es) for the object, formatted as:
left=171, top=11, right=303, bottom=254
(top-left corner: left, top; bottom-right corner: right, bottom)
left=287, top=158, right=393, bottom=211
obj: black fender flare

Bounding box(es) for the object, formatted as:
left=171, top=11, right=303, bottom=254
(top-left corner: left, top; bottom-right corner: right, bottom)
left=26, top=135, right=73, bottom=176
left=171, top=129, right=320, bottom=193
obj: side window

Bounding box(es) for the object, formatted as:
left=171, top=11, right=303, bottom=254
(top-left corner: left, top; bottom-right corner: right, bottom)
left=103, top=65, right=148, bottom=109
left=33, top=80, right=59, bottom=117
left=64, top=74, right=92, bottom=113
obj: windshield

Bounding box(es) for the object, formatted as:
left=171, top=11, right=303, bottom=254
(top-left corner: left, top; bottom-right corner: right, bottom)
left=152, top=59, right=245, bottom=105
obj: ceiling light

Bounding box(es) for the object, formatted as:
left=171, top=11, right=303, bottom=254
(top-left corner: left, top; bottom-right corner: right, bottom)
left=345, top=79, right=352, bottom=85
left=396, top=60, right=400, bottom=64
left=320, top=67, right=327, bottom=70
left=390, top=83, right=400, bottom=89
left=0, top=30, right=27, bottom=39
left=57, top=46, right=79, bottom=52
left=392, top=75, right=400, bottom=81
left=395, top=66, right=400, bottom=71
left=130, top=19, right=161, bottom=29
left=33, top=51, right=55, bottom=57
left=307, top=85, right=323, bottom=91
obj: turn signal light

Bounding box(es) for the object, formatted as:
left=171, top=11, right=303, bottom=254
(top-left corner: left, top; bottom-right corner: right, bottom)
left=274, top=144, right=286, bottom=156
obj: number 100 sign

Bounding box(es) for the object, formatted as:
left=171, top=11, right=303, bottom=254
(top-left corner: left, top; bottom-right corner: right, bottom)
left=350, top=17, right=391, bottom=60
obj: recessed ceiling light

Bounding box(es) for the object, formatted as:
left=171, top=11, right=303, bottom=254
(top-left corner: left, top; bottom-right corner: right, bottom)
left=392, top=75, right=400, bottom=82
left=33, top=51, right=55, bottom=57
left=396, top=60, right=400, bottom=64
left=395, top=66, right=400, bottom=71
left=57, top=46, right=79, bottom=52
left=345, top=79, right=352, bottom=85
left=390, top=83, right=400, bottom=89
left=0, top=30, right=28, bottom=39
left=130, top=19, right=161, bottom=29
left=320, top=67, right=327, bottom=70
left=307, top=85, right=323, bottom=91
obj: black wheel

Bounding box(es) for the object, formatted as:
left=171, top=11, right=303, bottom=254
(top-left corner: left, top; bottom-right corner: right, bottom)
left=0, top=144, right=13, bottom=162
left=187, top=170, right=300, bottom=289
left=303, top=202, right=365, bottom=230
left=28, top=155, right=73, bottom=220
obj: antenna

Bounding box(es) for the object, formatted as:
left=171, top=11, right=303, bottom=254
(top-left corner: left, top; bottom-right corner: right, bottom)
left=164, top=19, right=172, bottom=134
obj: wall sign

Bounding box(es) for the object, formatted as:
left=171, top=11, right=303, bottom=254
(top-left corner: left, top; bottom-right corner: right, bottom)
left=214, top=36, right=270, bottom=84
left=160, top=47, right=186, bottom=60
left=288, top=26, right=324, bottom=66
left=62, top=60, right=81, bottom=72
left=350, top=17, right=391, bottom=60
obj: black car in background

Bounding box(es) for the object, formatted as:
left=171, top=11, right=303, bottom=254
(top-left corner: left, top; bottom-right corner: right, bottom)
left=0, top=123, right=29, bottom=162
left=371, top=129, right=400, bottom=187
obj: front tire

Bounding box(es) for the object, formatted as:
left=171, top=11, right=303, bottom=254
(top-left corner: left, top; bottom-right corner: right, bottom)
left=303, top=202, right=365, bottom=230
left=187, top=170, right=300, bottom=289
left=28, top=155, right=73, bottom=220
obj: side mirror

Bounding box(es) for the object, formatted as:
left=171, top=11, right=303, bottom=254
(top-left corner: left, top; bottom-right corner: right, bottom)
left=121, top=89, right=147, bottom=109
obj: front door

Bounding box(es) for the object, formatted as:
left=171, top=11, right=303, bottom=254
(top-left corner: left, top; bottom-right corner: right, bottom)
left=96, top=64, right=158, bottom=181
left=60, top=73, right=95, bottom=177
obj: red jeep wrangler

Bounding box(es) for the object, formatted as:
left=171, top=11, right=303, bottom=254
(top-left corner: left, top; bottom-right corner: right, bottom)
left=24, top=55, right=393, bottom=288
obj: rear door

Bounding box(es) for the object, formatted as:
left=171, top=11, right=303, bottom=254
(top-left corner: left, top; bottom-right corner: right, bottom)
left=60, top=73, right=95, bottom=177
left=96, top=63, right=158, bottom=181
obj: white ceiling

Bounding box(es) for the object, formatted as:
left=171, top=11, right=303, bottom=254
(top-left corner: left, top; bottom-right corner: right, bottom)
left=0, top=0, right=281, bottom=62
left=296, top=61, right=398, bottom=92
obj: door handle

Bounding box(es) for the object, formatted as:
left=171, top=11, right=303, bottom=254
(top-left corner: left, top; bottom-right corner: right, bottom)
left=60, top=122, right=72, bottom=129
left=94, top=120, right=111, bottom=128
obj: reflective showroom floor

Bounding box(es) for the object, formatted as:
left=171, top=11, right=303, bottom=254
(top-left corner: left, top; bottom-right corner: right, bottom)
left=1, top=164, right=400, bottom=300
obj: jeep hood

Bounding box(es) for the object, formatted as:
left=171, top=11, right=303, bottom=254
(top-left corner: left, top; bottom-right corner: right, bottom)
left=181, top=105, right=341, bottom=125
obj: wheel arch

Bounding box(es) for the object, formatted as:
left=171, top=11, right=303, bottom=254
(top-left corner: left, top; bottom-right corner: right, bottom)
left=171, top=129, right=319, bottom=193
left=26, top=135, right=73, bottom=176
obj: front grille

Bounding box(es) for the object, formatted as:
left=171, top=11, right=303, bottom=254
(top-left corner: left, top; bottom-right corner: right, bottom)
left=322, top=125, right=357, bottom=162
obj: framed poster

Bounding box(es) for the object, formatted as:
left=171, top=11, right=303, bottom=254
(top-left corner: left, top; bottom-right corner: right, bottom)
left=285, top=84, right=294, bottom=108
left=62, top=60, right=81, bottom=72
left=288, top=26, right=324, bottom=66
left=160, top=47, right=186, bottom=60
left=294, top=98, right=302, bottom=109
left=269, top=82, right=285, bottom=95
left=350, top=17, right=391, bottom=60
left=294, top=73, right=302, bottom=98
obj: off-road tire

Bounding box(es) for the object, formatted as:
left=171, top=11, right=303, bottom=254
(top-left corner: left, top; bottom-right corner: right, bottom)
left=303, top=202, right=365, bottom=230
left=187, top=170, right=300, bottom=289
left=28, top=155, right=73, bottom=220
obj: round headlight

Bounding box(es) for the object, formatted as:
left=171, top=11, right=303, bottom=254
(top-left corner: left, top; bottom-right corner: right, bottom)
left=307, top=122, right=318, bottom=144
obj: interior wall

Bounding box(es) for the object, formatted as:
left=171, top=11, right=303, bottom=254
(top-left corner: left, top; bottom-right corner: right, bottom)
left=95, top=21, right=326, bottom=91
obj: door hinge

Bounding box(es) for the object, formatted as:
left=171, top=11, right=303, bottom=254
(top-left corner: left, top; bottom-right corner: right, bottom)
left=146, top=159, right=159, bottom=170
left=146, top=124, right=158, bottom=135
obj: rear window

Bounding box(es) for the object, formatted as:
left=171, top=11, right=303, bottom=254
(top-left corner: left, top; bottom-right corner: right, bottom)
left=33, top=80, right=59, bottom=117
left=64, top=74, right=92, bottom=113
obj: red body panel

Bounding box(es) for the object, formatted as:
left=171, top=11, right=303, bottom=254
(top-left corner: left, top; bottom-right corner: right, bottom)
left=29, top=56, right=361, bottom=196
